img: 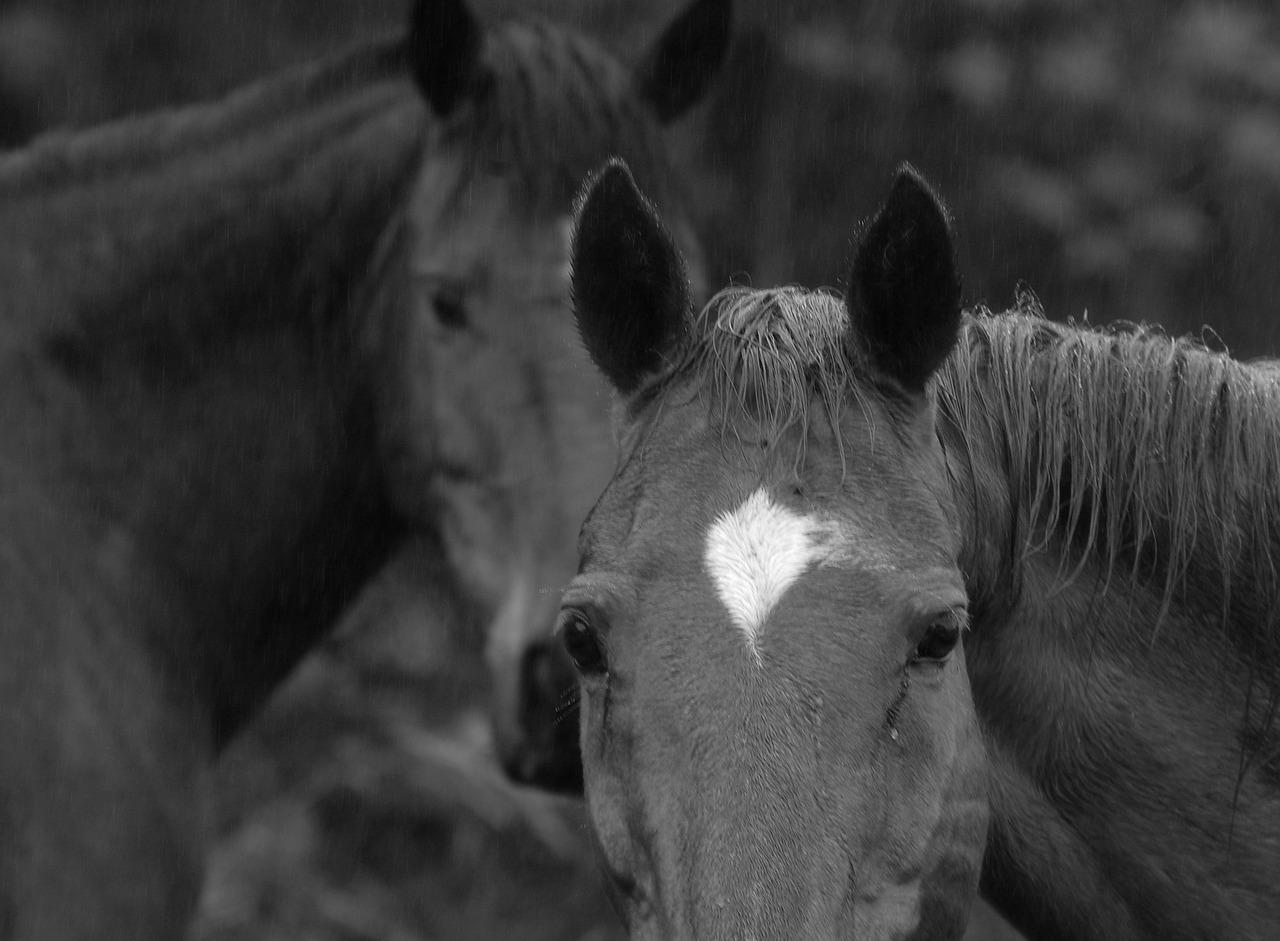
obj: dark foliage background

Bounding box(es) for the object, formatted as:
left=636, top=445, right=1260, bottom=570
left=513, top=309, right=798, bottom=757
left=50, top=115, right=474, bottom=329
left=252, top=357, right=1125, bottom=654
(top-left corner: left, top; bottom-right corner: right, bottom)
left=5, top=1, right=1278, bottom=938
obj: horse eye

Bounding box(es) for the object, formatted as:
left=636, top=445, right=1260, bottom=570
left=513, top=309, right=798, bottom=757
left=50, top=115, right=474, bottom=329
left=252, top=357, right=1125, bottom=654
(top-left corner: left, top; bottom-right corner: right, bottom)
left=913, top=621, right=960, bottom=663
left=432, top=287, right=468, bottom=328
left=559, top=610, right=608, bottom=675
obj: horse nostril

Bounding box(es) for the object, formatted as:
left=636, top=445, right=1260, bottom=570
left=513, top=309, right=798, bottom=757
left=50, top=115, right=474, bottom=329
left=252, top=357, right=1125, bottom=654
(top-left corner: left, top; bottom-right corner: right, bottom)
left=511, top=640, right=583, bottom=793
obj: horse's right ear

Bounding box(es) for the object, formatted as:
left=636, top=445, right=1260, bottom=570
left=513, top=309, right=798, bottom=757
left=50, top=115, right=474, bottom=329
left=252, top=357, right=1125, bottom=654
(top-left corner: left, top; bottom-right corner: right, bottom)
left=571, top=160, right=691, bottom=395
left=845, top=165, right=962, bottom=394
left=407, top=0, right=486, bottom=116
left=634, top=0, right=732, bottom=123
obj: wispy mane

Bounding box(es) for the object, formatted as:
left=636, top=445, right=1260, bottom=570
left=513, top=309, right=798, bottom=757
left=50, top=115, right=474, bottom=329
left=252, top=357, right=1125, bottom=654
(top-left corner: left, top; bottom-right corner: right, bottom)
left=670, top=283, right=1280, bottom=640
left=672, top=285, right=855, bottom=456
left=939, top=301, right=1280, bottom=635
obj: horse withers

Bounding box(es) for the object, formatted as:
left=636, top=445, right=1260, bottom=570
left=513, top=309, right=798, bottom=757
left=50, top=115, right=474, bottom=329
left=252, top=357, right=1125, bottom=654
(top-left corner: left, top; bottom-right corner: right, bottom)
left=563, top=159, right=1280, bottom=940
left=0, top=0, right=727, bottom=936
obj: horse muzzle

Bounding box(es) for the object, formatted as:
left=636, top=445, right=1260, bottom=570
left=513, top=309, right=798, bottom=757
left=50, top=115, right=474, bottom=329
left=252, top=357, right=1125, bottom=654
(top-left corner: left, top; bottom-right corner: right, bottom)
left=496, top=637, right=583, bottom=793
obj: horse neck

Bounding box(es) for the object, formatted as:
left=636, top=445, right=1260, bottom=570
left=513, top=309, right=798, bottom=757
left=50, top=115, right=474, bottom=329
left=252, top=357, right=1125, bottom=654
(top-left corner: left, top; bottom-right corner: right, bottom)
left=954, top=502, right=1280, bottom=939
left=0, top=46, right=429, bottom=742
left=937, top=316, right=1280, bottom=938
left=0, top=40, right=423, bottom=340
left=939, top=313, right=1280, bottom=650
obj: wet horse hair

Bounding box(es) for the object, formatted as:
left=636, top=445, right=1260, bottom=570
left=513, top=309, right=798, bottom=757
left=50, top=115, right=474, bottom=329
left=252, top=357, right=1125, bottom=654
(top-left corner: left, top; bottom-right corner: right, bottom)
left=664, top=285, right=1280, bottom=664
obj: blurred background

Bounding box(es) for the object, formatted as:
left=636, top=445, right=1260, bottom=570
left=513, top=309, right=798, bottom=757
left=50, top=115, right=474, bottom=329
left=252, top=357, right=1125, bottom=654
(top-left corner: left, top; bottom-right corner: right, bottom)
left=5, top=0, right=1279, bottom=938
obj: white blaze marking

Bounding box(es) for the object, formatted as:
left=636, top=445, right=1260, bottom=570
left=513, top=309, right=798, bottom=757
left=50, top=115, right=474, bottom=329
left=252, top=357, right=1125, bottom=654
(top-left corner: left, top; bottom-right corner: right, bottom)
left=703, top=488, right=840, bottom=664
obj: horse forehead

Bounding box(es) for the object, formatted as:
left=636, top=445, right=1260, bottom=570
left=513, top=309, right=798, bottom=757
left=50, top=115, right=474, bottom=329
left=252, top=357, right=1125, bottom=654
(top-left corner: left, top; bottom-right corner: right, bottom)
left=410, top=168, right=569, bottom=260
left=403, top=143, right=532, bottom=223
left=700, top=486, right=898, bottom=662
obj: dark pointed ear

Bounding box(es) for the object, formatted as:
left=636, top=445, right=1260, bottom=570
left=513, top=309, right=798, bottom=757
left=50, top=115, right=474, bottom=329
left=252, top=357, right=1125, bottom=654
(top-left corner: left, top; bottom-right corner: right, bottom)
left=845, top=164, right=961, bottom=394
left=407, top=0, right=486, bottom=116
left=571, top=160, right=691, bottom=394
left=634, top=0, right=732, bottom=123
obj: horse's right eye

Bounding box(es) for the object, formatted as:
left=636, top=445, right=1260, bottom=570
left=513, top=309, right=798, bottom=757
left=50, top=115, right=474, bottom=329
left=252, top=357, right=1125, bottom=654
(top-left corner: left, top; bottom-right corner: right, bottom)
left=913, top=620, right=961, bottom=663
left=558, top=610, right=608, bottom=675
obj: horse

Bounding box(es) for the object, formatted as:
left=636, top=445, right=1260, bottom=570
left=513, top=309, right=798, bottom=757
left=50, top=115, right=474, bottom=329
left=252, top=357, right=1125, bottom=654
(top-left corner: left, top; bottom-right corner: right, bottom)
left=0, top=0, right=728, bottom=935
left=560, top=158, right=1280, bottom=940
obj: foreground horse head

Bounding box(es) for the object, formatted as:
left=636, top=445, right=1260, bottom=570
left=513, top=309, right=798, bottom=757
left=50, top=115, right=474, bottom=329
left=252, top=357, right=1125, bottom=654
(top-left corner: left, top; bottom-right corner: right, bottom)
left=397, top=0, right=730, bottom=792
left=565, top=161, right=988, bottom=939
left=571, top=160, right=1280, bottom=940
left=0, top=0, right=724, bottom=935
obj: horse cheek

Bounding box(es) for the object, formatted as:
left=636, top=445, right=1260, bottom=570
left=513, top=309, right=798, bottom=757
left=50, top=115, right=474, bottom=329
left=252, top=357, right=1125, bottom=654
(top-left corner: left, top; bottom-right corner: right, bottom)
left=899, top=656, right=990, bottom=940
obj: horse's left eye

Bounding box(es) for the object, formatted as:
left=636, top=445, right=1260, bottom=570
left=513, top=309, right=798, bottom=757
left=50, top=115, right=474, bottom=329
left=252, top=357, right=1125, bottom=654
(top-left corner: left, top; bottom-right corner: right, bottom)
left=913, top=621, right=960, bottom=663
left=558, top=610, right=608, bottom=676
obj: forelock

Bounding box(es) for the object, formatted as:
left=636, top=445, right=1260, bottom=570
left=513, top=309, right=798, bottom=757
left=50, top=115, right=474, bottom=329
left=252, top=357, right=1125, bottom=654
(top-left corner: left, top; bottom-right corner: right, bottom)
left=663, top=285, right=858, bottom=467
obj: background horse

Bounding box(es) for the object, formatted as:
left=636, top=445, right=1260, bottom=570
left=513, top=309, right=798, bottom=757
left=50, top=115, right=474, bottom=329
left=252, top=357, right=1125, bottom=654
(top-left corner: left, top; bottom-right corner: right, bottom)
left=563, top=160, right=1280, bottom=939
left=0, top=0, right=726, bottom=935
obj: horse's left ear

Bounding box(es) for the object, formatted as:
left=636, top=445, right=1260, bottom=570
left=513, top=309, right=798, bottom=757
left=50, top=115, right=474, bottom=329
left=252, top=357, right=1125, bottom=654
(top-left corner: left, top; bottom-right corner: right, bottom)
left=634, top=0, right=733, bottom=123
left=845, top=164, right=962, bottom=394
left=407, top=0, right=486, bottom=116
left=571, top=160, right=691, bottom=394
